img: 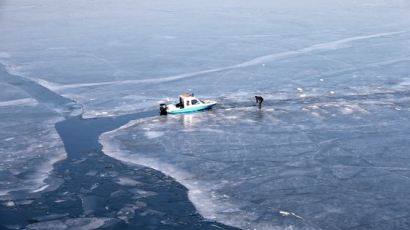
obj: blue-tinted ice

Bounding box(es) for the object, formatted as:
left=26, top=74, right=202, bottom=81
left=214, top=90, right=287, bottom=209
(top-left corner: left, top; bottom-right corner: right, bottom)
left=1, top=0, right=410, bottom=118
left=101, top=88, right=410, bottom=229
left=1, top=0, right=410, bottom=229
left=0, top=83, right=66, bottom=200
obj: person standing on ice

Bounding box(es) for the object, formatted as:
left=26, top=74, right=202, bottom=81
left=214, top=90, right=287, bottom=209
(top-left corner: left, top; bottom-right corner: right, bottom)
left=255, top=96, right=263, bottom=107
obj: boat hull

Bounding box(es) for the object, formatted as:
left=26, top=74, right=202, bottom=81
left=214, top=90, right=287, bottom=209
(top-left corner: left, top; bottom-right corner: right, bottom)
left=167, top=103, right=216, bottom=114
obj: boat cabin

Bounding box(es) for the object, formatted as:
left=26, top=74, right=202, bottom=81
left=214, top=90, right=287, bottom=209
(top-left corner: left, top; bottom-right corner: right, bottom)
left=177, top=93, right=203, bottom=108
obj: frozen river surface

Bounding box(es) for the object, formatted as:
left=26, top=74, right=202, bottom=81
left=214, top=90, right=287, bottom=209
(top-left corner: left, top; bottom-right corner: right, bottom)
left=1, top=0, right=410, bottom=229
left=102, top=91, right=410, bottom=229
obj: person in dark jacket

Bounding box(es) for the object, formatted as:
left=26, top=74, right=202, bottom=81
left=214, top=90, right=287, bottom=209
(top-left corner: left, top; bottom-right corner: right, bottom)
left=255, top=96, right=263, bottom=107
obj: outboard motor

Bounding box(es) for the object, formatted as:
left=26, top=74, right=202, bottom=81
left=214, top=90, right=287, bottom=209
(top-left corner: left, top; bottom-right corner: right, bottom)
left=159, top=103, right=168, bottom=115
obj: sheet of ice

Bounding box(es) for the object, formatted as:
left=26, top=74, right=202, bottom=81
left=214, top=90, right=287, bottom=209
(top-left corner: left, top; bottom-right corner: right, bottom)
left=0, top=83, right=31, bottom=101
left=114, top=177, right=141, bottom=187
left=1, top=0, right=410, bottom=228
left=25, top=217, right=117, bottom=230
left=1, top=0, right=410, bottom=118
left=0, top=98, right=38, bottom=107
left=0, top=79, right=67, bottom=200
left=101, top=85, right=410, bottom=229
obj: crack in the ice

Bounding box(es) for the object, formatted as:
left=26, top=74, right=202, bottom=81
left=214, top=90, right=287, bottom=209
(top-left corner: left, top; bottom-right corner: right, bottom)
left=27, top=31, right=407, bottom=91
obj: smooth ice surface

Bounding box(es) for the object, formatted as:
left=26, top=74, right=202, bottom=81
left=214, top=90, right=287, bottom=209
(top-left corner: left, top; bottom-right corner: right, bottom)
left=101, top=87, right=410, bottom=229
left=1, top=0, right=410, bottom=117
left=1, top=0, right=410, bottom=229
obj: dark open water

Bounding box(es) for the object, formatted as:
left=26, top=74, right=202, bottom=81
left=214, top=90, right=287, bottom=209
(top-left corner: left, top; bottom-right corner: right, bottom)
left=0, top=109, right=238, bottom=230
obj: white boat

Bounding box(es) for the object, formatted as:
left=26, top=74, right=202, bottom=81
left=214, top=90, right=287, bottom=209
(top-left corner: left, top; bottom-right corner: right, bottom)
left=160, top=93, right=217, bottom=115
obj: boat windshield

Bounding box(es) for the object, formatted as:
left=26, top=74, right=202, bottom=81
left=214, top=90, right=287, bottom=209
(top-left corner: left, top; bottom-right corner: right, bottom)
left=191, top=99, right=200, bottom=105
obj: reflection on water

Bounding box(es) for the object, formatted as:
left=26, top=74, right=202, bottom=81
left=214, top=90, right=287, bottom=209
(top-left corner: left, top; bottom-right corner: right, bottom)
left=181, top=114, right=198, bottom=127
